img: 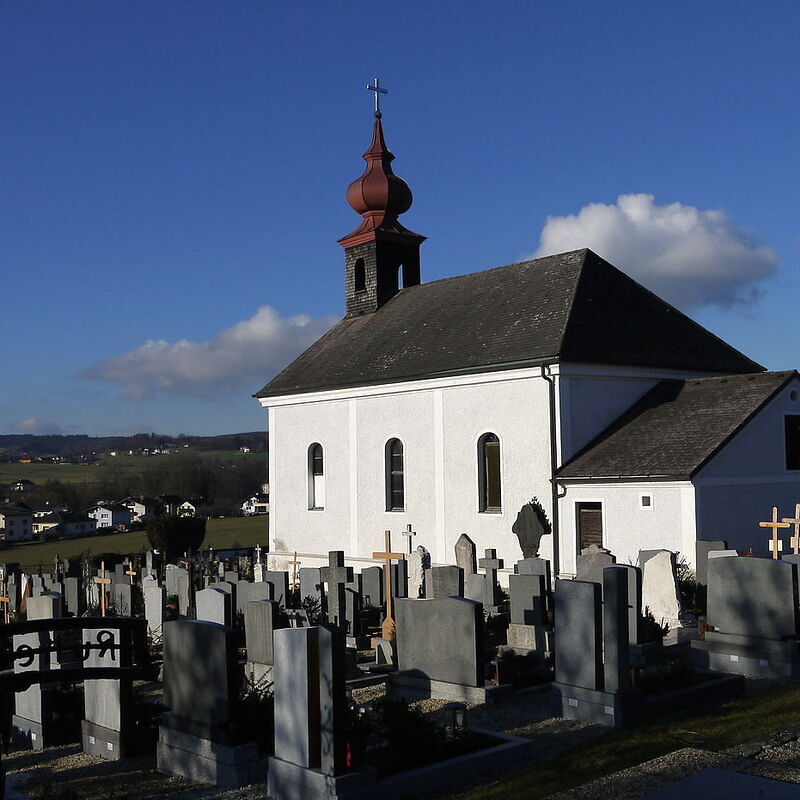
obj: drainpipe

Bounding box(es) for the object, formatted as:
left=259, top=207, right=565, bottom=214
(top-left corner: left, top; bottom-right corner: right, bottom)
left=540, top=365, right=560, bottom=576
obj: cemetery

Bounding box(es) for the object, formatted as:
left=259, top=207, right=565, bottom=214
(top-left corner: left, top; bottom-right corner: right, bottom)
left=2, top=506, right=800, bottom=798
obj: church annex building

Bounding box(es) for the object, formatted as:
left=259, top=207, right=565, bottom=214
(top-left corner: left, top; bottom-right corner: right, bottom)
left=256, top=109, right=800, bottom=579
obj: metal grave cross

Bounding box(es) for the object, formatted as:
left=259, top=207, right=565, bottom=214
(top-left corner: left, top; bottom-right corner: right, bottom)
left=401, top=524, right=416, bottom=555
left=288, top=551, right=302, bottom=591
left=94, top=561, right=112, bottom=617
left=783, top=503, right=800, bottom=554
left=365, top=77, right=388, bottom=115
left=372, top=530, right=405, bottom=641
left=760, top=506, right=790, bottom=559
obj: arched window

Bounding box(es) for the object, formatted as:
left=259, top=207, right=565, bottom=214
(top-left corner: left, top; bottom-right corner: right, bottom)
left=354, top=259, right=366, bottom=292
left=478, top=433, right=502, bottom=512
left=385, top=438, right=404, bottom=511
left=308, top=443, right=325, bottom=509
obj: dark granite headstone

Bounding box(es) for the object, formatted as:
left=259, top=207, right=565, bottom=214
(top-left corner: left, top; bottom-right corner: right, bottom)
left=391, top=560, right=408, bottom=599
left=264, top=571, right=290, bottom=608
left=509, top=573, right=546, bottom=626
left=245, top=599, right=280, bottom=666
left=424, top=566, right=464, bottom=599
left=554, top=579, right=602, bottom=690
left=602, top=566, right=631, bottom=693
left=576, top=546, right=616, bottom=585
left=696, top=539, right=728, bottom=585
left=361, top=566, right=383, bottom=608
left=299, top=568, right=323, bottom=606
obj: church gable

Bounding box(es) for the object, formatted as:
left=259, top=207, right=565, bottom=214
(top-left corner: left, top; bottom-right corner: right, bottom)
left=255, top=249, right=762, bottom=399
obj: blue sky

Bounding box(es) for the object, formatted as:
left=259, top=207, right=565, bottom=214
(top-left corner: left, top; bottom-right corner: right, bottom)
left=2, top=1, right=798, bottom=436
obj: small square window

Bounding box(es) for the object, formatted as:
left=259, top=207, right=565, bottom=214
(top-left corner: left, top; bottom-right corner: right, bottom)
left=640, top=494, right=653, bottom=510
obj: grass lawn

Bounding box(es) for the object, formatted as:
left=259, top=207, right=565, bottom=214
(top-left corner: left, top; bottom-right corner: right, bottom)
left=2, top=515, right=268, bottom=571
left=0, top=461, right=106, bottom=486
left=458, top=681, right=800, bottom=799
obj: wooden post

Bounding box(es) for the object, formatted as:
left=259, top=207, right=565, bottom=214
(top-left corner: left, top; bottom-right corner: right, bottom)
left=782, top=503, right=800, bottom=555
left=94, top=561, right=112, bottom=617
left=760, top=507, right=790, bottom=560
left=372, top=530, right=405, bottom=641
left=287, top=551, right=302, bottom=591
left=0, top=581, right=10, bottom=624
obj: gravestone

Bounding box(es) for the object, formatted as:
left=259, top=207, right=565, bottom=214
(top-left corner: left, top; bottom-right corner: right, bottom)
left=12, top=593, right=64, bottom=749
left=603, top=566, right=632, bottom=693
left=268, top=625, right=372, bottom=800
left=516, top=558, right=553, bottom=611
left=391, top=559, right=408, bottom=599
left=82, top=622, right=134, bottom=759
left=264, top=571, right=290, bottom=608
left=144, top=583, right=166, bottom=640
left=554, top=580, right=602, bottom=690
left=245, top=599, right=280, bottom=684
left=507, top=572, right=548, bottom=652
left=407, top=545, right=430, bottom=599
left=224, top=570, right=239, bottom=584
left=512, top=499, right=550, bottom=558
left=64, top=576, right=83, bottom=616
left=113, top=583, right=133, bottom=617
left=361, top=566, right=383, bottom=608
left=158, top=620, right=265, bottom=787
left=196, top=587, right=233, bottom=627
left=641, top=550, right=681, bottom=627
left=696, top=539, right=727, bottom=585
left=236, top=580, right=272, bottom=615
left=424, top=566, right=464, bottom=599
left=464, top=573, right=485, bottom=604
left=478, top=549, right=504, bottom=613
left=299, top=567, right=324, bottom=607
left=394, top=596, right=484, bottom=691
left=454, top=534, right=477, bottom=575
left=618, top=563, right=643, bottom=645
left=575, top=545, right=616, bottom=585
left=321, top=551, right=353, bottom=633
left=345, top=572, right=362, bottom=640
left=166, top=566, right=190, bottom=616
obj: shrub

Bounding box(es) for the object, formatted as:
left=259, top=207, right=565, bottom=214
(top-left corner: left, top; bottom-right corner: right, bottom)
left=145, top=515, right=206, bottom=560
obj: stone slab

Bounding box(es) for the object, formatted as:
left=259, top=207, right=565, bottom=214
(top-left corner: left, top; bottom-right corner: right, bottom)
left=695, top=540, right=727, bottom=585
left=388, top=673, right=513, bottom=704
left=554, top=579, right=602, bottom=690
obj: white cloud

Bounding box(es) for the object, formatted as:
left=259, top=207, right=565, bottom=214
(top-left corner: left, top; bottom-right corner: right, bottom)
left=81, top=305, right=338, bottom=399
left=534, top=193, right=778, bottom=308
left=9, top=417, right=64, bottom=435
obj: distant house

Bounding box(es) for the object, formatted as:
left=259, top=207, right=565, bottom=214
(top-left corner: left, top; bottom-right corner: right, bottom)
left=159, top=495, right=184, bottom=516
left=177, top=500, right=197, bottom=517
left=33, top=511, right=97, bottom=538
left=0, top=505, right=34, bottom=542
left=87, top=503, right=132, bottom=529
left=239, top=446, right=251, bottom=454
left=121, top=496, right=161, bottom=523
left=11, top=479, right=35, bottom=492
left=31, top=504, right=70, bottom=518
left=242, top=493, right=270, bottom=516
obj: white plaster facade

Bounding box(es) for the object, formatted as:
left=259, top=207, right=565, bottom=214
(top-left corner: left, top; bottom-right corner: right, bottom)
left=261, top=361, right=733, bottom=577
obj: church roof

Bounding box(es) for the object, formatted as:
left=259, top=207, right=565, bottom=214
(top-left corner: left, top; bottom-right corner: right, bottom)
left=255, top=249, right=763, bottom=399
left=557, top=370, right=797, bottom=480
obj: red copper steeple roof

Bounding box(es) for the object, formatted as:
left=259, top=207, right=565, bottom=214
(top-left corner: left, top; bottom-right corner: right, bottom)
left=338, top=113, right=425, bottom=249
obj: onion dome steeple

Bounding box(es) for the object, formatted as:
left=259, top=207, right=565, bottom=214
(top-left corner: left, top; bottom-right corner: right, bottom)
left=339, top=79, right=425, bottom=318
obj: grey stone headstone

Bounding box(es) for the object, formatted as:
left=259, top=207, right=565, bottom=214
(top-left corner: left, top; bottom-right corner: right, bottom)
left=144, top=584, right=166, bottom=639
left=164, top=620, right=238, bottom=729
left=299, top=568, right=323, bottom=606
left=83, top=623, right=131, bottom=733
left=113, top=583, right=133, bottom=617
left=508, top=573, right=546, bottom=627
left=696, top=540, right=727, bottom=585
left=344, top=573, right=362, bottom=634
left=602, top=566, right=631, bottom=693
left=424, top=566, right=464, bottom=599
left=576, top=547, right=616, bottom=585
left=321, top=552, right=353, bottom=633
left=395, top=596, right=484, bottom=687
left=454, top=534, right=477, bottom=575
left=554, top=579, right=602, bottom=690
left=245, top=599, right=280, bottom=666
left=361, top=566, right=383, bottom=608
left=617, top=564, right=642, bottom=645
left=407, top=546, right=430, bottom=599
left=641, top=550, right=681, bottom=626
left=707, top=556, right=799, bottom=641
left=709, top=549, right=739, bottom=559
left=512, top=501, right=549, bottom=558
left=196, top=587, right=233, bottom=627
left=391, top=560, right=408, bottom=599
left=264, top=571, right=290, bottom=608
left=63, top=577, right=82, bottom=616
left=478, top=549, right=504, bottom=609
left=237, top=580, right=272, bottom=615
left=464, top=572, right=485, bottom=604
left=224, top=570, right=239, bottom=584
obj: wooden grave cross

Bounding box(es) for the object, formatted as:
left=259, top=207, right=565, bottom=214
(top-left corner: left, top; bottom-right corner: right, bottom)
left=782, top=503, right=800, bottom=555
left=401, top=524, right=416, bottom=555
left=760, top=506, right=790, bottom=560
left=372, top=530, right=405, bottom=641
left=125, top=565, right=137, bottom=585
left=0, top=581, right=10, bottom=624
left=94, top=561, right=112, bottom=617
left=288, top=551, right=302, bottom=591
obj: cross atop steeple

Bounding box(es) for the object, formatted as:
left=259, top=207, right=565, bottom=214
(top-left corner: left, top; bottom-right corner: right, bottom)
left=365, top=77, right=388, bottom=117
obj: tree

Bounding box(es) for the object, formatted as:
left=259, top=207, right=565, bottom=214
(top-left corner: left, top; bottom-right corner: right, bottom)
left=146, top=515, right=206, bottom=560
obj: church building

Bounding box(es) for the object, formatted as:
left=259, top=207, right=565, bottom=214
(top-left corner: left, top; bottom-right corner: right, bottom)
left=256, top=106, right=800, bottom=578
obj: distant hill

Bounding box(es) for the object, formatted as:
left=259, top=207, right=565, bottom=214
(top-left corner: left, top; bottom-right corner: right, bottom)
left=0, top=431, right=267, bottom=459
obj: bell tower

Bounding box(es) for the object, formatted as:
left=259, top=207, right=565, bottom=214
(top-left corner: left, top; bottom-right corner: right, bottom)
left=338, top=79, right=425, bottom=318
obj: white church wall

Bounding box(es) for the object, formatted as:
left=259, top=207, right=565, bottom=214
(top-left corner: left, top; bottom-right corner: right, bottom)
left=694, top=376, right=800, bottom=556
left=556, top=480, right=695, bottom=574
left=264, top=367, right=556, bottom=576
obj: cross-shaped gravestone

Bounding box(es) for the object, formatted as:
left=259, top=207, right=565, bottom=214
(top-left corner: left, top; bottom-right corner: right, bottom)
left=288, top=551, right=302, bottom=591
left=254, top=543, right=262, bottom=563
left=320, top=551, right=353, bottom=632
left=372, top=531, right=405, bottom=640
left=401, top=524, right=416, bottom=555
left=783, top=503, right=800, bottom=555
left=760, top=506, right=790, bottom=559
left=95, top=561, right=112, bottom=617
left=478, top=549, right=504, bottom=609
left=365, top=76, right=388, bottom=116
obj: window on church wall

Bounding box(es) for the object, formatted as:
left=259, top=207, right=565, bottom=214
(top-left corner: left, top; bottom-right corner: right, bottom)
left=385, top=438, right=405, bottom=511
left=308, top=443, right=325, bottom=510
left=354, top=259, right=366, bottom=292
left=478, top=433, right=502, bottom=512
left=786, top=416, right=800, bottom=470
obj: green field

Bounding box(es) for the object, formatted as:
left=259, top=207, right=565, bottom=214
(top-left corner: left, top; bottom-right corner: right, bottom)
left=2, top=515, right=268, bottom=571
